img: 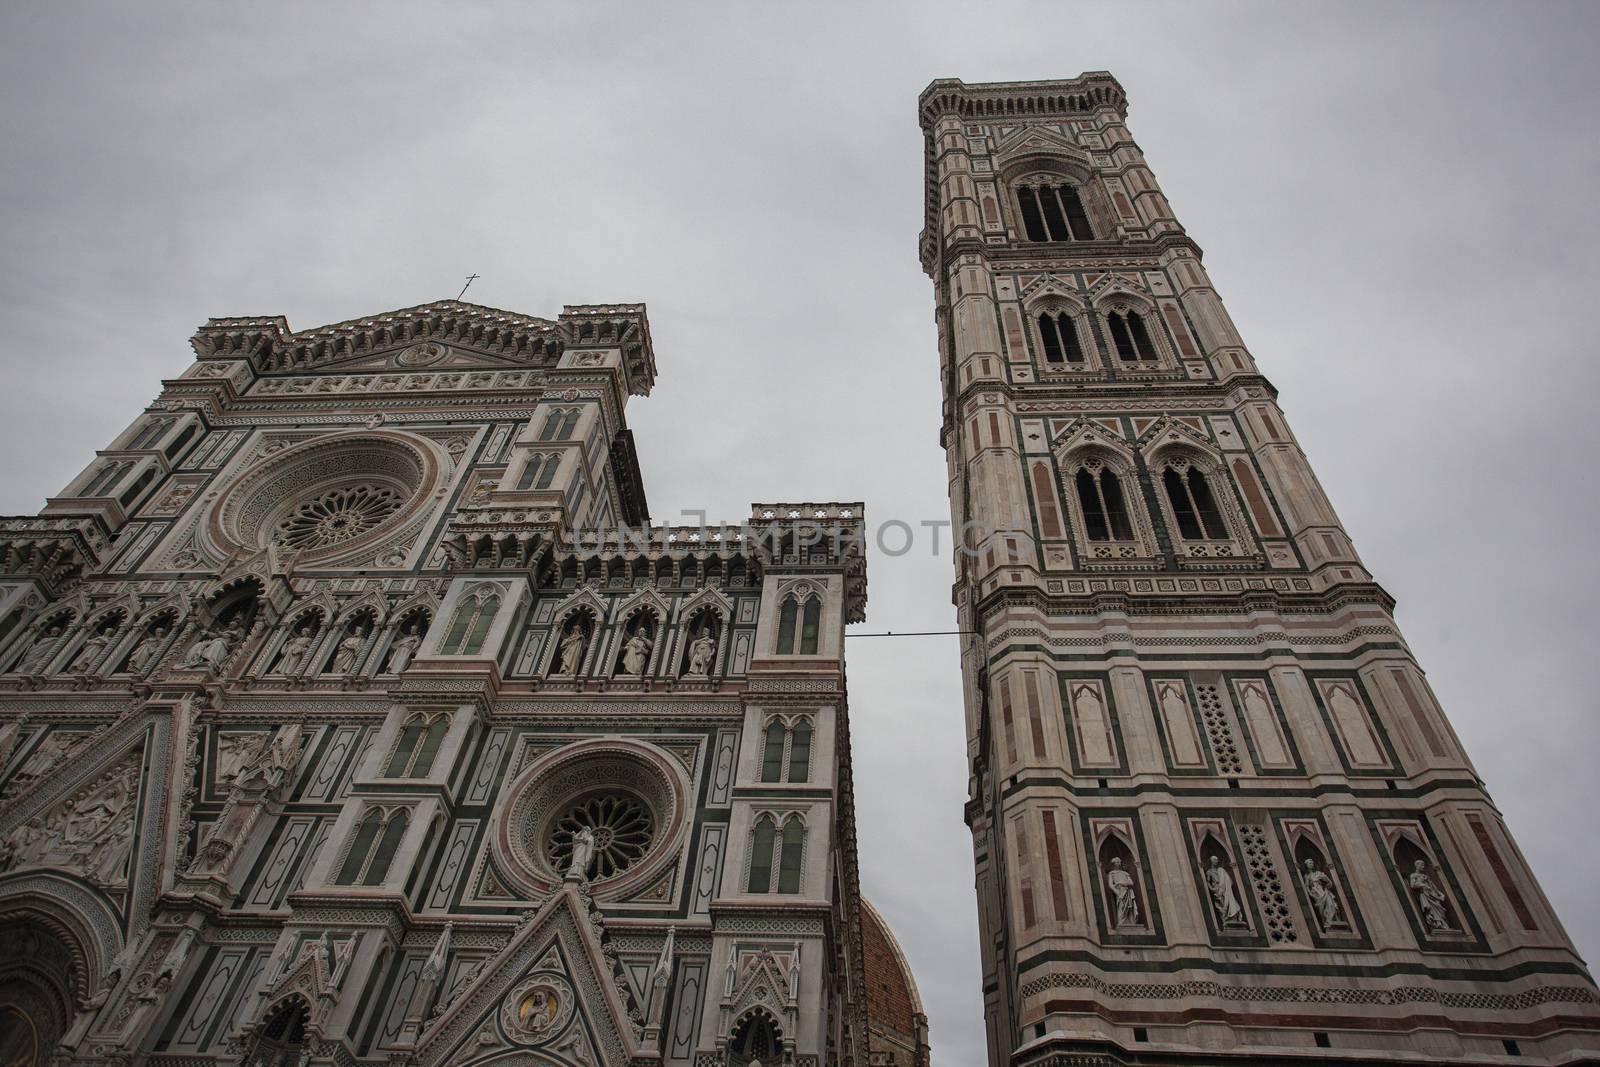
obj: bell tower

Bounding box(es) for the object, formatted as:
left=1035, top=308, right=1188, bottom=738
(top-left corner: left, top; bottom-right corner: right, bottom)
left=919, top=74, right=1600, bottom=1065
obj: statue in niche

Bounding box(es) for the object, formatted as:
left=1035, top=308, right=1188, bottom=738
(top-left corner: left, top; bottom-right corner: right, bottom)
left=1301, top=857, right=1347, bottom=929
left=555, top=624, right=587, bottom=675
left=125, top=625, right=170, bottom=676
left=686, top=628, right=716, bottom=676
left=217, top=733, right=268, bottom=785
left=1105, top=856, right=1140, bottom=928
left=179, top=617, right=242, bottom=672
left=231, top=731, right=299, bottom=795
left=1204, top=854, right=1247, bottom=928
left=620, top=623, right=653, bottom=675
left=15, top=624, right=64, bottom=674
left=70, top=623, right=116, bottom=673
left=1408, top=859, right=1454, bottom=931
left=274, top=624, right=317, bottom=676
left=566, top=826, right=597, bottom=882
left=331, top=624, right=369, bottom=674
left=384, top=621, right=422, bottom=674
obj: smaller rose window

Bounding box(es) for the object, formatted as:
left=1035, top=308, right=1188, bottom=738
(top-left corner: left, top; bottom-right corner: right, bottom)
left=545, top=792, right=654, bottom=880
left=275, top=484, right=405, bottom=550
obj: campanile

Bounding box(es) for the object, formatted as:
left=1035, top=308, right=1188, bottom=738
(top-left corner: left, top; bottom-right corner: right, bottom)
left=919, top=73, right=1600, bottom=1065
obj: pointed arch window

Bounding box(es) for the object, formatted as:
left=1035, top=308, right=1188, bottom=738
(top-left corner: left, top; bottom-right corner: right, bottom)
left=1106, top=309, right=1159, bottom=362
left=762, top=721, right=787, bottom=783
left=384, top=713, right=450, bottom=777
left=442, top=590, right=501, bottom=655
left=777, top=819, right=805, bottom=893
left=788, top=720, right=812, bottom=783
left=759, top=717, right=815, bottom=784
left=747, top=815, right=777, bottom=892
left=335, top=807, right=409, bottom=886
left=1161, top=463, right=1227, bottom=540
left=538, top=408, right=582, bottom=442
left=1017, top=182, right=1094, bottom=242
left=1073, top=465, right=1134, bottom=541
left=514, top=453, right=560, bottom=491
left=747, top=815, right=805, bottom=894
left=128, top=418, right=172, bottom=450
left=82, top=461, right=129, bottom=498
left=119, top=467, right=157, bottom=508
left=776, top=599, right=797, bottom=654
left=799, top=598, right=821, bottom=654
left=1036, top=311, right=1085, bottom=364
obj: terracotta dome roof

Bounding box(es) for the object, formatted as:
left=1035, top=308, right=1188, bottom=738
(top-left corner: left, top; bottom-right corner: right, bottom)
left=861, top=898, right=929, bottom=1064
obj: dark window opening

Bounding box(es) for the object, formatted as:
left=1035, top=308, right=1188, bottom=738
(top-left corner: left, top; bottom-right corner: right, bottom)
left=1075, top=466, right=1134, bottom=541
left=1036, top=312, right=1084, bottom=364
left=1017, top=183, right=1094, bottom=242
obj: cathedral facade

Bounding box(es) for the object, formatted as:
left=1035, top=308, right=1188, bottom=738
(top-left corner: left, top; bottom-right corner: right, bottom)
left=917, top=73, right=1600, bottom=1064
left=0, top=300, right=910, bottom=1067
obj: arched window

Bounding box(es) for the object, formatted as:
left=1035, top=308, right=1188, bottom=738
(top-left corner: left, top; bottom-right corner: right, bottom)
left=538, top=408, right=582, bottom=442
left=1073, top=465, right=1134, bottom=541
left=82, top=461, right=128, bottom=498
left=730, top=1012, right=781, bottom=1062
left=1036, top=311, right=1085, bottom=364
left=442, top=590, right=500, bottom=655
left=119, top=467, right=156, bottom=508
left=788, top=720, right=812, bottom=783
left=514, top=454, right=560, bottom=491
left=776, top=598, right=797, bottom=654
left=128, top=418, right=171, bottom=450
left=777, top=819, right=805, bottom=893
left=1017, top=182, right=1094, bottom=242
left=244, top=998, right=309, bottom=1067
left=384, top=714, right=449, bottom=777
left=800, top=598, right=821, bottom=655
left=1161, top=463, right=1227, bottom=539
left=747, top=816, right=776, bottom=892
left=336, top=807, right=408, bottom=886
left=762, top=721, right=786, bottom=783
left=164, top=424, right=197, bottom=458
left=1106, top=310, right=1158, bottom=361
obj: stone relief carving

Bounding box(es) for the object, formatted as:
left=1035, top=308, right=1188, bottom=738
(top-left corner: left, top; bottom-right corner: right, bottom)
left=0, top=757, right=140, bottom=887
left=125, top=625, right=170, bottom=676
left=383, top=624, right=421, bottom=674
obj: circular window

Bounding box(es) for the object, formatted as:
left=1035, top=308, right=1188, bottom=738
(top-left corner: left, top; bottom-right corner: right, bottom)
left=546, top=791, right=655, bottom=879
left=493, top=739, right=688, bottom=896
left=276, top=484, right=406, bottom=550
left=207, top=432, right=442, bottom=564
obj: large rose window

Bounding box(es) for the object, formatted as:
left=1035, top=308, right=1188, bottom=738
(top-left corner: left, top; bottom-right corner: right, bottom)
left=545, top=792, right=655, bottom=879
left=493, top=739, right=689, bottom=897
left=276, top=484, right=406, bottom=550
left=206, top=432, right=442, bottom=564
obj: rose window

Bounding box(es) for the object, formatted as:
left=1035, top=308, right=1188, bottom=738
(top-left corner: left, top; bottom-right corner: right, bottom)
left=275, top=484, right=405, bottom=549
left=545, top=792, right=655, bottom=880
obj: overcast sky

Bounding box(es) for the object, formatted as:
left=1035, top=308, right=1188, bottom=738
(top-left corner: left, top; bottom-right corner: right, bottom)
left=3, top=2, right=1599, bottom=1061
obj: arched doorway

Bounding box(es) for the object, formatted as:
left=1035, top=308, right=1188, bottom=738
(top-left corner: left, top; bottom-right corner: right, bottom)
left=0, top=919, right=81, bottom=1066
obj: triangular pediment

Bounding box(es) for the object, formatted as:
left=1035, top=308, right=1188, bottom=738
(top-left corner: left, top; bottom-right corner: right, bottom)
left=415, top=885, right=639, bottom=1067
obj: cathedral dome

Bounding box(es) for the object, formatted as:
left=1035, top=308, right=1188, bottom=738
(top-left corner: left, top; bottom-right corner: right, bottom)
left=861, top=898, right=931, bottom=1067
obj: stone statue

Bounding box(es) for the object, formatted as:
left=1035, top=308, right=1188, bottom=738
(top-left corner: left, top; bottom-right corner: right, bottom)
left=16, top=625, right=64, bottom=674
left=1302, top=858, right=1346, bottom=929
left=1205, top=855, right=1247, bottom=928
left=555, top=627, right=587, bottom=674
left=126, top=626, right=169, bottom=675
left=70, top=628, right=114, bottom=673
left=274, top=629, right=315, bottom=676
left=1105, top=856, right=1139, bottom=927
left=1409, top=859, right=1453, bottom=931
left=179, top=619, right=241, bottom=673
left=331, top=628, right=368, bottom=674
left=567, top=826, right=597, bottom=881
left=621, top=628, right=653, bottom=675
left=686, top=630, right=716, bottom=676
left=384, top=626, right=421, bottom=674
